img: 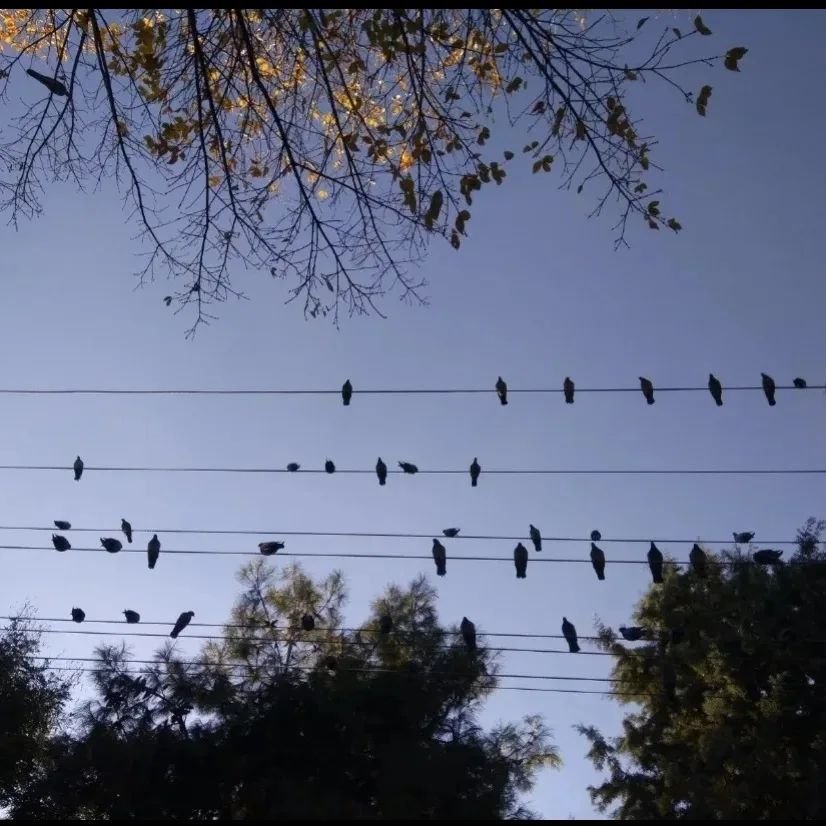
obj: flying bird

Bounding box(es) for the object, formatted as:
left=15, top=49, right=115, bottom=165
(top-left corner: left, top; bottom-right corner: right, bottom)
left=73, top=456, right=84, bottom=481
left=619, top=625, right=648, bottom=642
left=761, top=373, right=776, bottom=406
left=469, top=457, right=481, bottom=487
left=100, top=537, right=122, bottom=553
left=733, top=531, right=755, bottom=544
left=708, top=374, right=723, bottom=406
left=286, top=462, right=300, bottom=472
left=259, top=541, right=285, bottom=556
left=529, top=524, right=542, bottom=552
left=398, top=461, right=418, bottom=474
left=52, top=534, right=70, bottom=552
left=376, top=458, right=387, bottom=486
left=496, top=376, right=508, bottom=405
left=379, top=614, right=394, bottom=634
left=341, top=379, right=353, bottom=406
left=648, top=542, right=664, bottom=584
left=53, top=520, right=71, bottom=530
left=590, top=530, right=602, bottom=542
left=26, top=68, right=68, bottom=96
left=514, top=542, right=528, bottom=579
left=639, top=377, right=655, bottom=405
left=121, top=519, right=133, bottom=543
left=461, top=616, right=477, bottom=651
left=432, top=539, right=447, bottom=576
left=123, top=610, right=140, bottom=624
left=442, top=528, right=460, bottom=538
left=147, top=534, right=161, bottom=569
left=690, top=543, right=708, bottom=578
left=590, top=543, right=606, bottom=581
left=793, top=377, right=807, bottom=389
left=561, top=617, right=580, bottom=653
left=563, top=377, right=575, bottom=404
left=71, top=607, right=85, bottom=623
left=301, top=614, right=315, bottom=631
left=170, top=611, right=195, bottom=639
left=325, top=460, right=336, bottom=474
left=753, top=549, right=784, bottom=565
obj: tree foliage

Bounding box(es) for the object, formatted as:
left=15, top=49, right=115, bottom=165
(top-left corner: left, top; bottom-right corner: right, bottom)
left=10, top=561, right=559, bottom=818
left=579, top=518, right=826, bottom=819
left=0, top=9, right=745, bottom=331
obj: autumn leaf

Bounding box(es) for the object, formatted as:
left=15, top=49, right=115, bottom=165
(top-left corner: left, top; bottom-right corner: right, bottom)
left=694, top=16, right=712, bottom=36
left=724, top=47, right=748, bottom=72
left=696, top=85, right=712, bottom=117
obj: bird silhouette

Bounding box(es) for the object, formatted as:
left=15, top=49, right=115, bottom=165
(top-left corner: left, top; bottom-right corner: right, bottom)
left=123, top=610, right=140, bottom=624
left=648, top=542, right=664, bottom=584
left=73, top=456, right=84, bottom=481
left=100, top=537, right=122, bottom=553
left=793, top=377, right=807, bottom=389
left=590, top=543, right=606, bottom=581
left=170, top=611, right=195, bottom=638
left=376, top=458, right=387, bottom=486
left=461, top=616, right=477, bottom=651
left=496, top=376, right=508, bottom=405
left=529, top=524, right=542, bottom=552
left=753, top=549, right=784, bottom=565
left=147, top=534, right=161, bottom=569
left=341, top=379, right=353, bottom=406
left=733, top=531, right=755, bottom=544
left=708, top=374, right=723, bottom=406
left=469, top=458, right=481, bottom=487
left=432, top=539, right=447, bottom=576
left=398, top=461, right=418, bottom=474
left=639, top=377, right=655, bottom=404
left=590, top=530, right=602, bottom=542
left=514, top=542, right=528, bottom=579
left=53, top=520, right=71, bottom=530
left=379, top=614, right=394, bottom=634
left=301, top=614, right=315, bottom=631
left=121, top=519, right=133, bottom=543
left=690, top=543, right=708, bottom=578
left=71, top=607, right=85, bottom=623
left=561, top=617, right=580, bottom=653
left=325, top=460, right=336, bottom=474
left=26, top=68, right=68, bottom=96
left=286, top=462, right=300, bottom=472
left=564, top=377, right=575, bottom=404
left=258, top=541, right=285, bottom=556
left=619, top=625, right=648, bottom=642
left=442, top=528, right=460, bottom=538
left=761, top=373, right=776, bottom=406
left=52, top=534, right=70, bottom=552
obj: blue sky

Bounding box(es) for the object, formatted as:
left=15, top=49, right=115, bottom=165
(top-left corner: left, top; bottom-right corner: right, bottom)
left=0, top=9, right=825, bottom=820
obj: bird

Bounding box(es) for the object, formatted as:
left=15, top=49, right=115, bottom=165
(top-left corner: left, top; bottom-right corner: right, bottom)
left=753, top=549, right=784, bottom=565
left=100, top=537, right=122, bottom=553
left=259, top=541, right=285, bottom=556
left=26, top=68, right=68, bottom=96
left=71, top=607, right=85, bottom=623
left=52, top=534, right=70, bottom=552
left=73, top=456, right=84, bottom=481
left=379, top=614, right=394, bottom=634
left=514, top=542, right=528, bottom=579
left=761, top=373, right=776, bottom=406
left=590, top=543, right=606, bottom=581
left=469, top=457, right=481, bottom=487
left=619, top=626, right=648, bottom=642
left=563, top=377, right=575, bottom=404
left=793, top=377, right=807, bottom=389
left=460, top=616, right=477, bottom=651
left=442, top=528, right=460, bottom=538
left=123, top=610, right=140, bottom=624
left=639, top=377, right=655, bottom=404
left=286, top=462, right=300, bottom=472
left=121, top=519, right=133, bottom=543
left=398, top=461, right=418, bottom=474
left=690, top=543, right=708, bottom=578
left=301, top=614, right=315, bottom=631
left=147, top=534, right=161, bottom=569
left=325, top=459, right=336, bottom=474
left=590, top=529, right=602, bottom=542
left=432, top=539, right=447, bottom=576
left=648, top=542, right=664, bottom=584
left=733, top=531, right=755, bottom=544
left=529, top=524, right=542, bottom=552
left=53, top=520, right=71, bottom=530
left=561, top=617, right=580, bottom=653
left=708, top=373, right=723, bottom=406
left=376, top=458, right=387, bottom=486
left=341, top=379, right=353, bottom=406
left=170, top=611, right=195, bottom=639
left=495, top=376, right=508, bottom=405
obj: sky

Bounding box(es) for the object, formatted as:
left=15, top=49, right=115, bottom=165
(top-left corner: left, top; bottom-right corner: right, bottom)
left=0, top=9, right=825, bottom=820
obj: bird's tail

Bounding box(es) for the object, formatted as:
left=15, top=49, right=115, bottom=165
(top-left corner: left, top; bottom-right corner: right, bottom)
left=653, top=572, right=663, bottom=584
left=343, top=399, right=350, bottom=406
left=647, top=398, right=655, bottom=405
left=471, top=479, right=478, bottom=487
left=565, top=398, right=573, bottom=404
left=437, top=565, right=446, bottom=576
left=127, top=537, right=132, bottom=544
left=379, top=478, right=385, bottom=486
left=597, top=571, right=605, bottom=581
left=148, top=558, right=156, bottom=570
left=170, top=631, right=178, bottom=639
left=517, top=571, right=526, bottom=579
left=769, top=399, right=776, bottom=406
left=570, top=643, right=580, bottom=653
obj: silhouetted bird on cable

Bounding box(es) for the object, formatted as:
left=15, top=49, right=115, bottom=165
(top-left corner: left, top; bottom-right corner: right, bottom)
left=123, top=610, right=140, bottom=624
left=753, top=549, right=783, bottom=565
left=640, top=377, right=655, bottom=405
left=71, top=607, right=85, bottom=623
left=514, top=543, right=528, bottom=579
left=398, top=461, right=418, bottom=474
left=761, top=373, right=776, bottom=406
left=341, top=379, right=353, bottom=406
left=147, top=534, right=161, bottom=569
left=54, top=520, right=71, bottom=530
left=432, top=539, right=447, bottom=576
left=121, top=519, right=133, bottom=544
left=101, top=537, right=122, bottom=553
left=325, top=460, right=336, bottom=474
left=170, top=611, right=194, bottom=639
left=648, top=542, right=664, bottom=584
left=286, top=462, right=300, bottom=472
left=496, top=376, right=508, bottom=405
left=708, top=373, right=723, bottom=406
left=564, top=377, right=575, bottom=404
left=461, top=616, right=477, bottom=651
left=52, top=534, right=70, bottom=552
left=529, top=524, right=542, bottom=551
left=590, top=543, right=606, bottom=581
left=469, top=457, right=481, bottom=487
left=376, top=458, right=387, bottom=486
left=690, top=543, right=708, bottom=578
left=258, top=541, right=285, bottom=556
left=442, top=528, right=460, bottom=538
left=73, top=456, right=84, bottom=481
left=793, top=377, right=807, bottom=389
left=562, top=617, right=580, bottom=653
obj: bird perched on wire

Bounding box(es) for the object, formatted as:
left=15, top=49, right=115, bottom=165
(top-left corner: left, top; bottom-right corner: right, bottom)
left=26, top=67, right=68, bottom=96
left=286, top=462, right=300, bottom=472
left=100, top=537, right=122, bottom=553
left=325, top=459, right=336, bottom=474
left=619, top=625, right=648, bottom=642
left=52, top=534, right=70, bottom=552
left=562, top=617, right=580, bottom=653
left=761, top=373, right=776, bottom=406
left=341, top=379, right=353, bottom=406
left=590, top=529, right=602, bottom=542
left=121, top=519, right=133, bottom=544
left=708, top=374, right=723, bottom=406
left=733, top=531, right=755, bottom=544
left=639, top=377, right=655, bottom=405
left=793, top=377, right=807, bottom=389
left=469, top=457, right=481, bottom=487
left=564, top=377, right=575, bottom=404
left=301, top=614, right=315, bottom=631
left=147, top=534, right=161, bottom=569
left=379, top=614, right=393, bottom=634
left=432, top=539, right=447, bottom=576
left=495, top=376, right=508, bottom=405
left=71, top=607, right=85, bottom=623
left=170, top=611, right=195, bottom=639
left=259, top=541, right=285, bottom=556
left=690, top=543, right=708, bottom=578
left=753, top=549, right=783, bottom=565
left=123, top=610, right=140, bottom=624
left=442, top=527, right=460, bottom=538
left=514, top=542, right=528, bottom=579
left=398, top=461, right=418, bottom=474
left=529, top=524, right=542, bottom=552
left=73, top=456, right=84, bottom=481
left=648, top=542, right=664, bottom=584
left=590, top=543, right=606, bottom=581
left=460, top=616, right=477, bottom=651
left=376, top=458, right=387, bottom=486
left=54, top=520, right=71, bottom=530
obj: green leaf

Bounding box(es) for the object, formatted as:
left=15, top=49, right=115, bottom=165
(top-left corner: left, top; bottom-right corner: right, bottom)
left=647, top=200, right=661, bottom=216
left=696, top=85, right=712, bottom=117
left=724, top=47, right=748, bottom=72
left=503, top=150, right=514, bottom=161
left=636, top=17, right=649, bottom=30
left=505, top=77, right=523, bottom=94
left=640, top=154, right=650, bottom=171
left=694, top=15, right=712, bottom=36
left=667, top=218, right=683, bottom=232
left=634, top=182, right=647, bottom=193
left=647, top=218, right=659, bottom=230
